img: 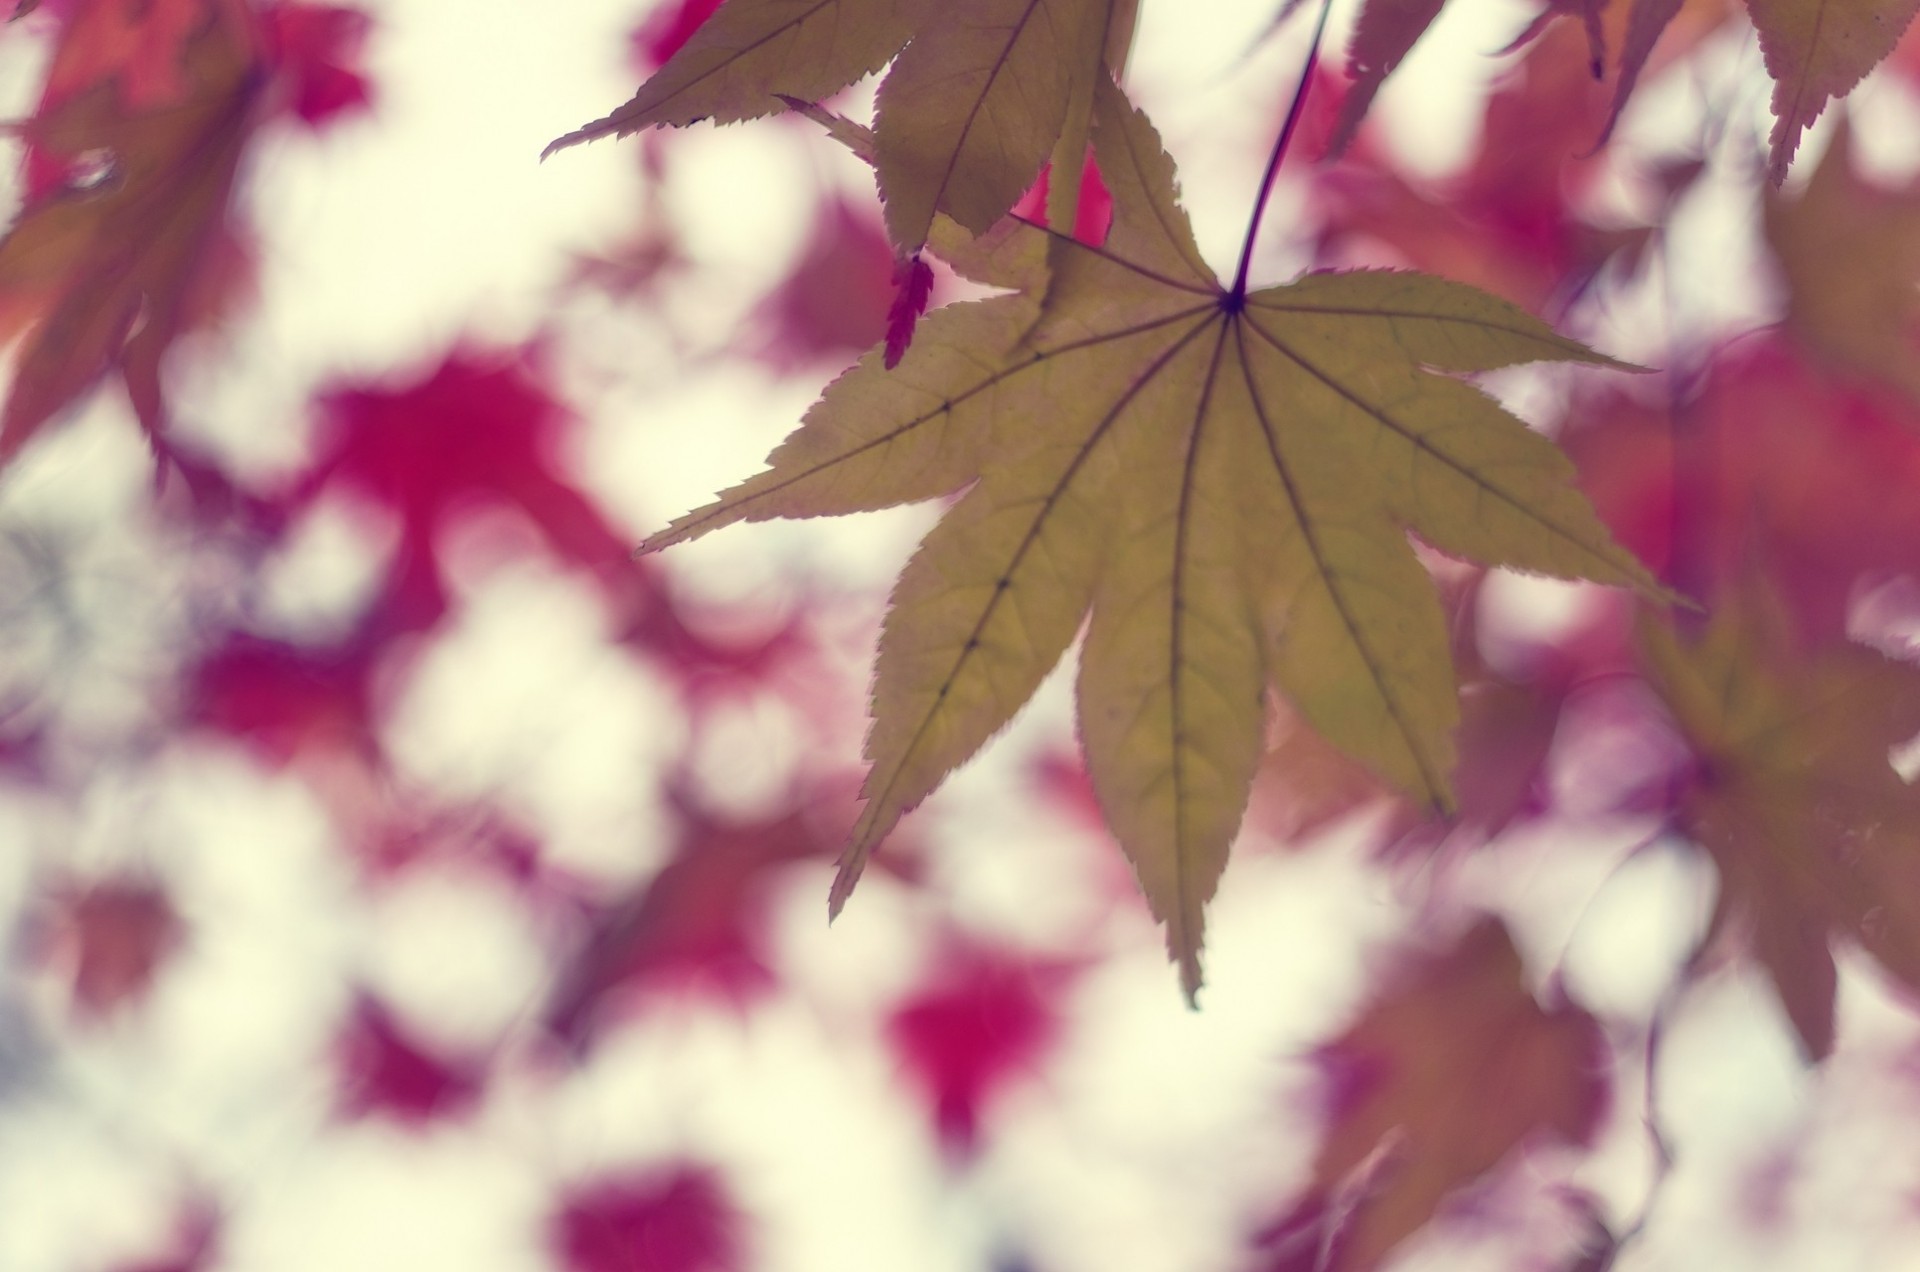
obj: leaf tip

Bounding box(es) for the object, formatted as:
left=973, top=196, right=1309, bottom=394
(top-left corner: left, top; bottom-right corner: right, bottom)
left=826, top=853, right=864, bottom=922
left=540, top=131, right=583, bottom=161
left=1179, top=956, right=1204, bottom=1009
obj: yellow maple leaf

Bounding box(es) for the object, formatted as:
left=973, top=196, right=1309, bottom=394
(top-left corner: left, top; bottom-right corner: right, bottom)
left=1640, top=587, right=1920, bottom=1059
left=544, top=0, right=1131, bottom=250
left=642, top=80, right=1661, bottom=998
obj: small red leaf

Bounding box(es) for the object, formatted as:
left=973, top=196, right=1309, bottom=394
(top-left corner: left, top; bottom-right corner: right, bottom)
left=333, top=994, right=485, bottom=1124
left=882, top=253, right=935, bottom=369
left=552, top=1165, right=745, bottom=1272
left=261, top=3, right=375, bottom=128
left=301, top=348, right=632, bottom=631
left=886, top=941, right=1071, bottom=1151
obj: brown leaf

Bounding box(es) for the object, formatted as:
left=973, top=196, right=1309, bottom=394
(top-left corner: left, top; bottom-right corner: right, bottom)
left=1640, top=583, right=1920, bottom=1059
left=1764, top=117, right=1920, bottom=407
left=1257, top=918, right=1608, bottom=1272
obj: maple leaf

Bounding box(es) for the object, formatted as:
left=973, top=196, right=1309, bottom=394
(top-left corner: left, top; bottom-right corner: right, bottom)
left=1639, top=586, right=1920, bottom=1060
left=753, top=194, right=899, bottom=369
left=640, top=81, right=1660, bottom=997
left=884, top=253, right=936, bottom=368
left=1256, top=918, right=1608, bottom=1272
left=260, top=2, right=376, bottom=128
left=1748, top=0, right=1920, bottom=183
left=0, top=0, right=263, bottom=461
left=545, top=0, right=1127, bottom=251
left=1763, top=117, right=1920, bottom=406
left=297, top=349, right=635, bottom=633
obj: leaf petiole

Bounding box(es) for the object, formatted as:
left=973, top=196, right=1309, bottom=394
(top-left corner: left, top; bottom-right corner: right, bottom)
left=1228, top=0, right=1336, bottom=303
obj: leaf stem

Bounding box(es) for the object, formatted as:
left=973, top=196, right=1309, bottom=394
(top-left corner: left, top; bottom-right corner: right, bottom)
left=1229, top=0, right=1335, bottom=302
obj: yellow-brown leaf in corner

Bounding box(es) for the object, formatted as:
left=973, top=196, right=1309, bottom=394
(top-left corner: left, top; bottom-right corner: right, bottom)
left=1640, top=588, right=1920, bottom=1059
left=546, top=0, right=1125, bottom=252
left=1747, top=0, right=1920, bottom=184
left=641, top=81, right=1661, bottom=998
left=1764, top=117, right=1920, bottom=407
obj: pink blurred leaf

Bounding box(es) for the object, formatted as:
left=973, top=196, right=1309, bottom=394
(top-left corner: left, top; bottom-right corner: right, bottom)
left=333, top=993, right=485, bottom=1124
left=43, top=874, right=183, bottom=1018
left=543, top=787, right=850, bottom=1045
left=552, top=1165, right=745, bottom=1272
left=261, top=2, right=375, bottom=128
left=886, top=940, right=1072, bottom=1151
left=185, top=631, right=384, bottom=764
left=1257, top=918, right=1607, bottom=1271
left=301, top=348, right=634, bottom=632
left=755, top=195, right=897, bottom=370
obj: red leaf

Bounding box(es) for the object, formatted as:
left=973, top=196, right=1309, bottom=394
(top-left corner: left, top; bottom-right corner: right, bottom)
left=301, top=349, right=633, bottom=632
left=1257, top=919, right=1607, bottom=1272
left=260, top=2, right=375, bottom=128
left=43, top=874, right=184, bottom=1017
left=630, top=0, right=726, bottom=70
left=1316, top=26, right=1644, bottom=311
left=185, top=632, right=384, bottom=764
left=552, top=1165, right=745, bottom=1272
left=333, top=994, right=485, bottom=1124
left=882, top=253, right=935, bottom=369
left=1639, top=585, right=1920, bottom=1060
left=755, top=195, right=897, bottom=369
left=542, top=788, right=848, bottom=1046
left=1566, top=339, right=1920, bottom=647
left=886, top=941, right=1071, bottom=1151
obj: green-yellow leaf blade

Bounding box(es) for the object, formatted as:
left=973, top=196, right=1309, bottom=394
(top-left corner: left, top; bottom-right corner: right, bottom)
left=875, top=0, right=1115, bottom=249
left=544, top=0, right=925, bottom=154
left=1076, top=327, right=1272, bottom=998
left=1243, top=277, right=1664, bottom=593
left=641, top=285, right=1044, bottom=553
